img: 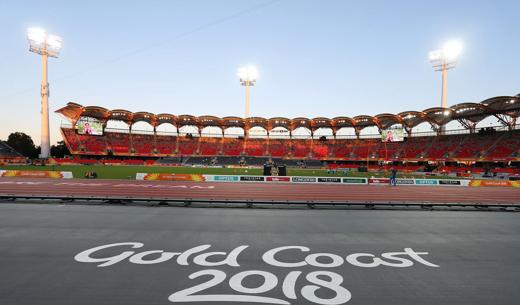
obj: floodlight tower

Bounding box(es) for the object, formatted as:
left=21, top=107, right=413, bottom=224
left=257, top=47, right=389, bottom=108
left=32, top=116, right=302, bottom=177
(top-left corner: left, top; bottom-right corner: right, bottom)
left=238, top=66, right=258, bottom=118
left=429, top=40, right=463, bottom=109
left=27, top=27, right=63, bottom=159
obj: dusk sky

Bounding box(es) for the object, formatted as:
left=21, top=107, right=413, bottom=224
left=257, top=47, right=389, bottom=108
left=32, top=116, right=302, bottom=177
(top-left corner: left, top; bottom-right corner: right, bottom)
left=1, top=0, right=519, bottom=144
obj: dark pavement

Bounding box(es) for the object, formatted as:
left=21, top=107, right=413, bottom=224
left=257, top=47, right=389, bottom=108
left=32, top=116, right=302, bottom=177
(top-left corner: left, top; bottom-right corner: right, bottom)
left=0, top=203, right=519, bottom=305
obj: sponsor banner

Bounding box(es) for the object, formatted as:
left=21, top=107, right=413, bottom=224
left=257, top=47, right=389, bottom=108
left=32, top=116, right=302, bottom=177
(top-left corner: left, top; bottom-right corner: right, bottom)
left=459, top=180, right=470, bottom=187
left=134, top=173, right=477, bottom=188
left=61, top=172, right=73, bottom=179
left=342, top=178, right=367, bottom=184
left=240, top=176, right=265, bottom=182
left=204, top=175, right=239, bottom=182
left=291, top=177, right=317, bottom=183
left=266, top=176, right=290, bottom=182
left=0, top=170, right=73, bottom=179
left=396, top=179, right=415, bottom=185
left=438, top=179, right=461, bottom=186
left=317, top=177, right=341, bottom=183
left=469, top=180, right=520, bottom=188
left=137, top=173, right=205, bottom=182
left=415, top=179, right=439, bottom=185
left=368, top=178, right=390, bottom=185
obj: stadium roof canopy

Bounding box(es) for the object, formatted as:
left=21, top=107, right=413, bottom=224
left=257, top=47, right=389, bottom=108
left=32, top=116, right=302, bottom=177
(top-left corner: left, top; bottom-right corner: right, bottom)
left=245, top=117, right=268, bottom=130
left=312, top=117, right=333, bottom=129
left=292, top=117, right=312, bottom=129
left=374, top=114, right=402, bottom=130
left=222, top=116, right=245, bottom=128
left=56, top=95, right=520, bottom=133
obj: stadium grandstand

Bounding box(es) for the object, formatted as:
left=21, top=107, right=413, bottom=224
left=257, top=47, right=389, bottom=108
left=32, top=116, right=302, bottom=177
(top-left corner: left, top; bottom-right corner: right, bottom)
left=54, top=95, right=520, bottom=174
left=0, top=141, right=26, bottom=165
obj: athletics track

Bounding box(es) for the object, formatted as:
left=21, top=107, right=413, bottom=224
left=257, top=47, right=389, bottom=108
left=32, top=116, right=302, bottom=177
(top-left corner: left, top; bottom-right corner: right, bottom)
left=0, top=177, right=518, bottom=205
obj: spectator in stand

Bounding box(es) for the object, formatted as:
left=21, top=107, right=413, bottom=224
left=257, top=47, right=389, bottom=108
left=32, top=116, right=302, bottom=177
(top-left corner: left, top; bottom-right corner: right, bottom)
left=389, top=167, right=397, bottom=186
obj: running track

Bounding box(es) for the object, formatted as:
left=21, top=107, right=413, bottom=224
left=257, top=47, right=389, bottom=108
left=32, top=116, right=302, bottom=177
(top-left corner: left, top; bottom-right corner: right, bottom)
left=0, top=177, right=519, bottom=204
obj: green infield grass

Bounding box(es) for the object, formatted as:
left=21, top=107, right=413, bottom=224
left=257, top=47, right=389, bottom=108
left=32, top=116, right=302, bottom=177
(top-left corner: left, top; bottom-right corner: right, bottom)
left=0, top=164, right=455, bottom=180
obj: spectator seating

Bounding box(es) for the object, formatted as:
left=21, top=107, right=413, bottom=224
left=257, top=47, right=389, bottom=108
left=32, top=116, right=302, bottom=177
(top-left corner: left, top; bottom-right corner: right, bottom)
left=0, top=141, right=23, bottom=158
left=312, top=140, right=334, bottom=158
left=291, top=139, right=312, bottom=158
left=60, top=127, right=520, bottom=162
left=268, top=139, right=289, bottom=157
left=426, top=136, right=459, bottom=159
left=61, top=128, right=82, bottom=152
left=79, top=134, right=107, bottom=154
left=451, top=134, right=497, bottom=158
left=177, top=136, right=197, bottom=155
left=131, top=134, right=155, bottom=155
left=155, top=135, right=176, bottom=155
left=222, top=138, right=243, bottom=156
left=485, top=134, right=520, bottom=159
left=199, top=137, right=221, bottom=156
left=0, top=141, right=25, bottom=164
left=399, top=137, right=432, bottom=159
left=333, top=140, right=355, bottom=159
left=244, top=139, right=267, bottom=156
left=106, top=132, right=129, bottom=154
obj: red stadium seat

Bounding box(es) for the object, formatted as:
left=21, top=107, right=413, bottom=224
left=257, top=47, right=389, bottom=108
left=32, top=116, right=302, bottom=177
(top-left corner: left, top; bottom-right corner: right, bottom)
left=60, top=128, right=520, bottom=171
left=178, top=137, right=198, bottom=155
left=244, top=139, right=267, bottom=156
left=199, top=138, right=221, bottom=156
left=268, top=139, right=289, bottom=157
left=291, top=139, right=312, bottom=158
left=222, top=138, right=243, bottom=156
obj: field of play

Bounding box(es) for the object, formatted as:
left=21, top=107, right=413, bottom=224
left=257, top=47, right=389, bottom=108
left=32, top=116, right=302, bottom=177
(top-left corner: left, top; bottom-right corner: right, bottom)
left=0, top=164, right=450, bottom=180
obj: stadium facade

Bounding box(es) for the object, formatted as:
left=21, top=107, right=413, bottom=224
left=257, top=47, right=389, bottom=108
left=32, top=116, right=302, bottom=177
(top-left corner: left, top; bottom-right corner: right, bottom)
left=55, top=95, right=520, bottom=165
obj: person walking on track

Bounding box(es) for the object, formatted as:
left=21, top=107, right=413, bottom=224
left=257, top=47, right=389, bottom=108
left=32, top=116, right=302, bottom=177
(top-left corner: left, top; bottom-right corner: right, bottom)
left=389, top=167, right=397, bottom=186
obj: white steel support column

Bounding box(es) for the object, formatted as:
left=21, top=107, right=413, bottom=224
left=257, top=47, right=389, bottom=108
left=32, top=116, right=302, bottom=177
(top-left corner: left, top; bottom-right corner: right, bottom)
left=244, top=81, right=251, bottom=119
left=27, top=28, right=63, bottom=159
left=40, top=53, right=50, bottom=158
left=441, top=64, right=448, bottom=109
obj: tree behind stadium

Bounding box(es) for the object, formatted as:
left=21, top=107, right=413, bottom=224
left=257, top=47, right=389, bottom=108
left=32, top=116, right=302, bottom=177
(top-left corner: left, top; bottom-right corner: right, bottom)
left=6, top=132, right=38, bottom=158
left=50, top=141, right=70, bottom=158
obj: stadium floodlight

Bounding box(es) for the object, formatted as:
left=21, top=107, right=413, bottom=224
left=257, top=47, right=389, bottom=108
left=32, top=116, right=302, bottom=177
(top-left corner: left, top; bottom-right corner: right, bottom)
left=27, top=27, right=63, bottom=159
left=238, top=66, right=258, bottom=118
left=27, top=28, right=46, bottom=45
left=28, top=28, right=62, bottom=58
left=429, top=40, right=463, bottom=109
